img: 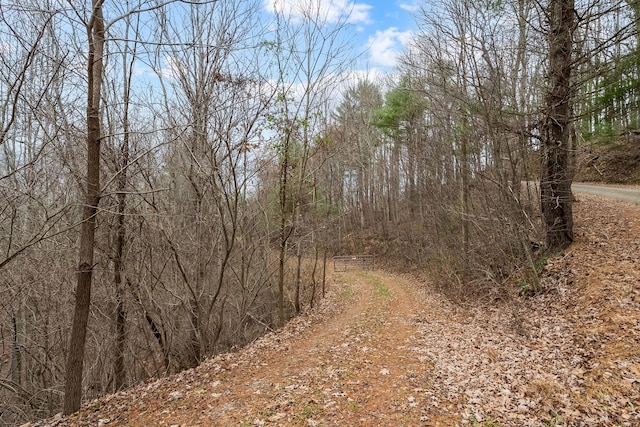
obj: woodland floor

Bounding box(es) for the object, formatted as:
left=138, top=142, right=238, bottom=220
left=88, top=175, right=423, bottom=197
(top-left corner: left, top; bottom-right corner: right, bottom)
left=32, top=192, right=639, bottom=427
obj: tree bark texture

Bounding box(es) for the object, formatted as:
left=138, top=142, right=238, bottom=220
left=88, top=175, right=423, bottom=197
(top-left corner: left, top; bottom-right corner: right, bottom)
left=541, top=0, right=575, bottom=252
left=278, top=132, right=291, bottom=326
left=63, top=0, right=104, bottom=414
left=113, top=126, right=128, bottom=392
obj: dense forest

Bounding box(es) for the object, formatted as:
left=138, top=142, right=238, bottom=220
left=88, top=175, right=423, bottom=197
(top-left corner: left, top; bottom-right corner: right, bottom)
left=1, top=0, right=638, bottom=424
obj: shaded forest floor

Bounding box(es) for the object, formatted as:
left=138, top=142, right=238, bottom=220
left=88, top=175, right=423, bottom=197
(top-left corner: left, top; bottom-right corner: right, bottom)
left=32, top=193, right=639, bottom=427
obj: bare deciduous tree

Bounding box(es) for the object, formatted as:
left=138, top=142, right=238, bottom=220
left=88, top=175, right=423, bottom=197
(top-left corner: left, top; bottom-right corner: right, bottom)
left=64, top=0, right=105, bottom=414
left=266, top=0, right=356, bottom=323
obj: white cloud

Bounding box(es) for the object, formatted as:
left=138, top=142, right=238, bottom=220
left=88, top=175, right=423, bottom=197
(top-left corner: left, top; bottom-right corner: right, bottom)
left=366, top=27, right=413, bottom=68
left=264, top=0, right=372, bottom=25
left=399, top=1, right=420, bottom=13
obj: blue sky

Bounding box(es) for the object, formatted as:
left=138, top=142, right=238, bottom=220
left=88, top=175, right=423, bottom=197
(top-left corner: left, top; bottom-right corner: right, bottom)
left=263, top=0, right=419, bottom=71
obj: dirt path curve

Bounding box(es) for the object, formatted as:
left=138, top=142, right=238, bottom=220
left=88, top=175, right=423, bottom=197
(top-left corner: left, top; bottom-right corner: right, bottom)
left=59, top=271, right=452, bottom=427
left=196, top=270, right=432, bottom=426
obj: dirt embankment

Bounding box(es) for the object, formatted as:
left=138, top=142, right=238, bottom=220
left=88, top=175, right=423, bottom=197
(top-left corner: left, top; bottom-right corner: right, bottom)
left=576, top=133, right=640, bottom=184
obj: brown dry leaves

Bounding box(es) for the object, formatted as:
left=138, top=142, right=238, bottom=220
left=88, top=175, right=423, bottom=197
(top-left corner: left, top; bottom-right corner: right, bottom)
left=32, top=193, right=639, bottom=427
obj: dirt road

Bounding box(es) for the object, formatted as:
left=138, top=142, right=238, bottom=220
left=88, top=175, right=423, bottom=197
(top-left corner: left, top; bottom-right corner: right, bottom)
left=49, top=270, right=596, bottom=427
left=573, top=183, right=640, bottom=203
left=70, top=271, right=450, bottom=426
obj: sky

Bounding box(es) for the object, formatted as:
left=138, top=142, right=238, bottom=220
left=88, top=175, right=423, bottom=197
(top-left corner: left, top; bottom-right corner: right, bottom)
left=263, top=0, right=420, bottom=72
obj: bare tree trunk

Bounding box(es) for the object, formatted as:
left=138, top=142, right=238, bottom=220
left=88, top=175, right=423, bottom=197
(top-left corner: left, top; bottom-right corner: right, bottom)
left=113, top=84, right=130, bottom=393
left=277, top=132, right=291, bottom=325
left=111, top=9, right=139, bottom=392
left=294, top=239, right=302, bottom=314
left=10, top=315, right=22, bottom=385
left=64, top=0, right=104, bottom=414
left=310, top=238, right=318, bottom=309
left=541, top=0, right=575, bottom=252
left=461, top=128, right=470, bottom=270
left=322, top=247, right=327, bottom=298
left=113, top=215, right=126, bottom=390
left=390, top=141, right=400, bottom=224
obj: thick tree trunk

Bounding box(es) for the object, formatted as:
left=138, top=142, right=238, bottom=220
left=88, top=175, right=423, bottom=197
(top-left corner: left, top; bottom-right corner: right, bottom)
left=541, top=0, right=575, bottom=252
left=64, top=0, right=104, bottom=414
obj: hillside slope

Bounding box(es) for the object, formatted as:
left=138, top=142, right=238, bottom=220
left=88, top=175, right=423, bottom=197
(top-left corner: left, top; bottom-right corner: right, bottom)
left=576, top=133, right=640, bottom=184
left=29, top=193, right=640, bottom=427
